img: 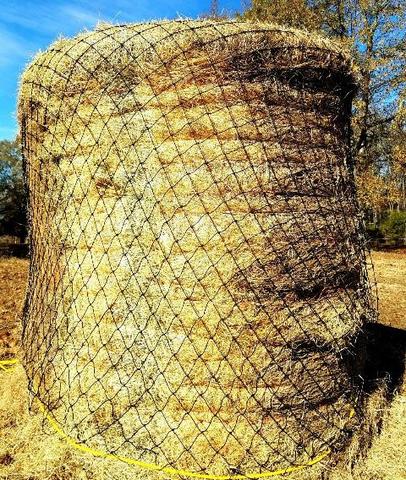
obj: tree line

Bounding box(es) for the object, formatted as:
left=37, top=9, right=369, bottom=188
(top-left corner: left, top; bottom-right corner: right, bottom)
left=1, top=1, right=405, bottom=244
left=0, top=139, right=26, bottom=243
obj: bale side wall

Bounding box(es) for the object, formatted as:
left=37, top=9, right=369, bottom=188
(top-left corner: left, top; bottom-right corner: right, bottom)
left=19, top=21, right=375, bottom=476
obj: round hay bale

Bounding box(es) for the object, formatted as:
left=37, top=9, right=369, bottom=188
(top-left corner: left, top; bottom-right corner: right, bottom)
left=19, top=20, right=376, bottom=477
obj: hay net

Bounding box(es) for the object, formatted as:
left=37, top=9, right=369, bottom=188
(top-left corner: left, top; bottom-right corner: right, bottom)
left=19, top=20, right=377, bottom=477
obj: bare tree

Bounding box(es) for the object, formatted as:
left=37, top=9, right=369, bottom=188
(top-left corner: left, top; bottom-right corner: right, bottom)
left=210, top=0, right=220, bottom=18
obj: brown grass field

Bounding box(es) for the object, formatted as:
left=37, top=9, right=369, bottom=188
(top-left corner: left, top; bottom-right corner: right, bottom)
left=372, top=250, right=406, bottom=329
left=0, top=251, right=404, bottom=479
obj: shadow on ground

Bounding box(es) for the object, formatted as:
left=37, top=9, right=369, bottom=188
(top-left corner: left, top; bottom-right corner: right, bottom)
left=364, top=323, right=406, bottom=397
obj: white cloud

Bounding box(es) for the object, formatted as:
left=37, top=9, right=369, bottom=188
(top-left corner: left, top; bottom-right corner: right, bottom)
left=60, top=5, right=103, bottom=27
left=0, top=3, right=61, bottom=35
left=0, top=2, right=111, bottom=71
left=0, top=28, right=32, bottom=67
left=0, top=1, right=106, bottom=39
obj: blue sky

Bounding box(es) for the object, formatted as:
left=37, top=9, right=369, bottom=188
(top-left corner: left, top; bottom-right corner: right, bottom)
left=0, top=0, right=243, bottom=140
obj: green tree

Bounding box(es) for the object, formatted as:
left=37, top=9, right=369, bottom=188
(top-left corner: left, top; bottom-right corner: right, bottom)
left=381, top=210, right=406, bottom=241
left=0, top=139, right=27, bottom=243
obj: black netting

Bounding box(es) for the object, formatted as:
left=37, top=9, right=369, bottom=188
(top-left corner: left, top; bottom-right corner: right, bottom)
left=19, top=20, right=377, bottom=477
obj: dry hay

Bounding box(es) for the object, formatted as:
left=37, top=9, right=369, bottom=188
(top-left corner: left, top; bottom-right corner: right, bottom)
left=18, top=19, right=376, bottom=477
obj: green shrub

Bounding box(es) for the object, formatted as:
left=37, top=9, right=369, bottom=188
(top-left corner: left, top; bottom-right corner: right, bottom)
left=381, top=211, right=406, bottom=241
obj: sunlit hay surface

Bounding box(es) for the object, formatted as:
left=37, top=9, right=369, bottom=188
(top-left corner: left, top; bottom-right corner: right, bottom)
left=19, top=20, right=376, bottom=475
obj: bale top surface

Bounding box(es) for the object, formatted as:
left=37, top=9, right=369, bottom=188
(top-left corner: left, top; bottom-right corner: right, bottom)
left=19, top=19, right=356, bottom=99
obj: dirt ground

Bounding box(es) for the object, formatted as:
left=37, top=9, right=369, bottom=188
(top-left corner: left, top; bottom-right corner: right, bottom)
left=0, top=252, right=404, bottom=479
left=0, top=258, right=28, bottom=360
